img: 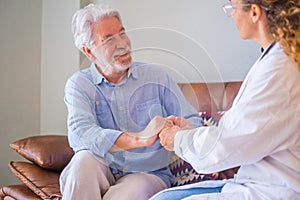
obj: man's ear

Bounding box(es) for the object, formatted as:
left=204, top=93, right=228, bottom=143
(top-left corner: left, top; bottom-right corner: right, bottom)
left=82, top=46, right=96, bottom=61
left=250, top=4, right=263, bottom=23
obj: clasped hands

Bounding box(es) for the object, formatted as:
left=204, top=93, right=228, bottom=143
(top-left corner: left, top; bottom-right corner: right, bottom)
left=110, top=115, right=193, bottom=153
left=139, top=116, right=194, bottom=151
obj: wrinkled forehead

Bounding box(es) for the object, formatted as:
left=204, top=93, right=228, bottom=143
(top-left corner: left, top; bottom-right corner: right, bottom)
left=93, top=17, right=124, bottom=36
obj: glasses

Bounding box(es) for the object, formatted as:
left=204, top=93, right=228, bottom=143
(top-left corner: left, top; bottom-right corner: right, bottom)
left=222, top=3, right=252, bottom=17
left=98, top=30, right=128, bottom=47
left=222, top=3, right=269, bottom=17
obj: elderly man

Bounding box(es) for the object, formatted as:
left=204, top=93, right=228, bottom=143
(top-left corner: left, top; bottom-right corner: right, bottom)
left=59, top=3, right=201, bottom=200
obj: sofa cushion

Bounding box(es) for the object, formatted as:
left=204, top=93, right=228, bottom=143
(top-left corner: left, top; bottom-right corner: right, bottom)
left=200, top=111, right=225, bottom=126
left=0, top=184, right=42, bottom=200
left=9, top=161, right=62, bottom=200
left=10, top=135, right=74, bottom=171
left=170, top=154, right=219, bottom=187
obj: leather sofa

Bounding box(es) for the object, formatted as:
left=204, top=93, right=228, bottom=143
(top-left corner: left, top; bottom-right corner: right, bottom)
left=0, top=81, right=242, bottom=200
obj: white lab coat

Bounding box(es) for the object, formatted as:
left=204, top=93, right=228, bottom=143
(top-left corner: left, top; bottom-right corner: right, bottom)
left=168, top=43, right=300, bottom=199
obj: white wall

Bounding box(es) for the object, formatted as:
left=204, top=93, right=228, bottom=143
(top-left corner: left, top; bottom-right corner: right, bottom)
left=41, top=0, right=80, bottom=135
left=0, top=0, right=80, bottom=188
left=93, top=0, right=260, bottom=83
left=0, top=0, right=42, bottom=187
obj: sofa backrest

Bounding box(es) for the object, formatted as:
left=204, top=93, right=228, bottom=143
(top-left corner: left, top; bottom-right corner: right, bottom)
left=178, top=82, right=242, bottom=112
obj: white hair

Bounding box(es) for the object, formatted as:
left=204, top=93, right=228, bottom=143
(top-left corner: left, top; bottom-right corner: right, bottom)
left=71, top=3, right=122, bottom=51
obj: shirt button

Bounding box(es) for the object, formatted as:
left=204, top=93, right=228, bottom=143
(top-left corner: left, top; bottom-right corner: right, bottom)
left=119, top=106, right=124, bottom=111
left=96, top=101, right=100, bottom=105
left=124, top=151, right=129, bottom=156
left=124, top=166, right=129, bottom=171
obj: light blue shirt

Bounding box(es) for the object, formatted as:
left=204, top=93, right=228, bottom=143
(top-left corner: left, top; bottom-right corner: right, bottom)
left=64, top=62, right=202, bottom=186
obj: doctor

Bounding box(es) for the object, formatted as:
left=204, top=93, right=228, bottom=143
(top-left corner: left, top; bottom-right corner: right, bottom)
left=151, top=0, right=300, bottom=199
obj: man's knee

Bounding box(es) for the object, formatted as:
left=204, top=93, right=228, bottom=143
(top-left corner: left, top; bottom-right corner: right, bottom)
left=68, top=150, right=108, bottom=170
left=104, top=173, right=167, bottom=200
left=60, top=150, right=114, bottom=198
left=60, top=150, right=110, bottom=183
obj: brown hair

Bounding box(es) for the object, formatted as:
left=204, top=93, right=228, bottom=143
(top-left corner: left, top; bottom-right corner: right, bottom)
left=243, top=0, right=300, bottom=68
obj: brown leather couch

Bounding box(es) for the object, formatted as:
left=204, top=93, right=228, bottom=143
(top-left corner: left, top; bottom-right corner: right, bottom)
left=0, top=82, right=242, bottom=200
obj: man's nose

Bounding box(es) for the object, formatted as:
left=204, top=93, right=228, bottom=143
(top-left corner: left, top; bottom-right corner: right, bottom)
left=115, top=35, right=129, bottom=48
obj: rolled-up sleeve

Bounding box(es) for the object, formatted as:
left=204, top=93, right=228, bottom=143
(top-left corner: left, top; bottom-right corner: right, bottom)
left=65, top=76, right=122, bottom=158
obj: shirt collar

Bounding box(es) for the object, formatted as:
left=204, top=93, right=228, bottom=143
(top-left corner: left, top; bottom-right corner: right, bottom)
left=90, top=62, right=138, bottom=85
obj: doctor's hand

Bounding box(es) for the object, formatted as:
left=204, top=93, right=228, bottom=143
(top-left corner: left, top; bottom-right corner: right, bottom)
left=167, top=115, right=194, bottom=130
left=159, top=126, right=181, bottom=151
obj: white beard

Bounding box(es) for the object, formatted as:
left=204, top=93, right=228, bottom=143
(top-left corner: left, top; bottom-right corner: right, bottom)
left=95, top=45, right=132, bottom=74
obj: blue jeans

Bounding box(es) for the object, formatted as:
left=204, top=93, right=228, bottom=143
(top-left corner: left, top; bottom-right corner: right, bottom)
left=151, top=186, right=223, bottom=200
